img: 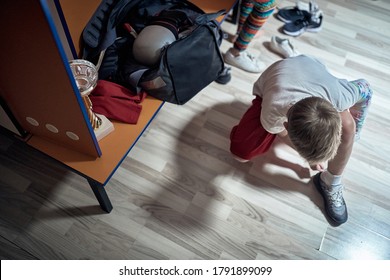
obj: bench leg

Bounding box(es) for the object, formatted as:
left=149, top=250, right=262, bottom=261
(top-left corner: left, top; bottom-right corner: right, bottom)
left=226, top=0, right=241, bottom=24
left=87, top=179, right=113, bottom=213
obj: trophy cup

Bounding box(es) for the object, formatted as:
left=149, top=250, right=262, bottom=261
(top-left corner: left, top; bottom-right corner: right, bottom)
left=69, top=59, right=114, bottom=141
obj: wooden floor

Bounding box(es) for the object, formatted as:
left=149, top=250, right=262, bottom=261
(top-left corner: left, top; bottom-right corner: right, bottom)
left=1, top=0, right=389, bottom=260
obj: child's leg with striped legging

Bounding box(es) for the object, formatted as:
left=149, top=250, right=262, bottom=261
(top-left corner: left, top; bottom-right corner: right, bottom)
left=224, top=0, right=276, bottom=73
left=236, top=0, right=255, bottom=35
left=349, top=79, right=373, bottom=141
left=234, top=0, right=276, bottom=52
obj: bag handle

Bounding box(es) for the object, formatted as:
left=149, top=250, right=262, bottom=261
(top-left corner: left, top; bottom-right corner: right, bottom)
left=195, top=9, right=226, bottom=25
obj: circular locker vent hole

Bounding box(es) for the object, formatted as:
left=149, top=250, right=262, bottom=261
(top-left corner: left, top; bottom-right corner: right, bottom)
left=45, top=124, right=59, bottom=133
left=66, top=131, right=80, bottom=141
left=26, top=117, right=39, bottom=126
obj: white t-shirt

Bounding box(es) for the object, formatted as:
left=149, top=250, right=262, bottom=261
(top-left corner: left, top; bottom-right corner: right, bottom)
left=253, top=55, right=361, bottom=134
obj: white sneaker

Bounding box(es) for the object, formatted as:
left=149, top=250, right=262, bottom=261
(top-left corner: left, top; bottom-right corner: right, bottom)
left=223, top=48, right=265, bottom=73
left=270, top=36, right=300, bottom=58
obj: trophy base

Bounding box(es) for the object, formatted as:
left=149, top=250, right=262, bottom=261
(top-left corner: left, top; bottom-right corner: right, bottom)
left=94, top=114, right=114, bottom=141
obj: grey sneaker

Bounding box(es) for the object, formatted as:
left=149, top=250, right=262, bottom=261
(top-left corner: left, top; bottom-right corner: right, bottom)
left=313, top=172, right=348, bottom=225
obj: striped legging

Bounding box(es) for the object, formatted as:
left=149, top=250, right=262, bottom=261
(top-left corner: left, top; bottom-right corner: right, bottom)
left=349, top=79, right=373, bottom=141
left=234, top=0, right=277, bottom=52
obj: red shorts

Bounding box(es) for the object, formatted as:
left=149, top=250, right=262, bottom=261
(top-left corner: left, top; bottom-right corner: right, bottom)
left=230, top=96, right=276, bottom=160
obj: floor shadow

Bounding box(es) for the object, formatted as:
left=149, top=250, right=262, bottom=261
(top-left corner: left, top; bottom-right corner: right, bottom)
left=0, top=130, right=105, bottom=237
left=167, top=99, right=327, bottom=225
left=36, top=205, right=105, bottom=220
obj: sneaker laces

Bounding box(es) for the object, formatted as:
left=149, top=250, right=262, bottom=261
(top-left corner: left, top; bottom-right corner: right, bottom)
left=240, top=52, right=261, bottom=68
left=326, top=186, right=345, bottom=207
left=242, top=51, right=257, bottom=62
left=293, top=17, right=310, bottom=27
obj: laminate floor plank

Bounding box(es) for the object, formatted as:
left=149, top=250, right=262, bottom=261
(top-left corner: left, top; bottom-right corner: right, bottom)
left=0, top=235, right=37, bottom=260
left=320, top=221, right=390, bottom=260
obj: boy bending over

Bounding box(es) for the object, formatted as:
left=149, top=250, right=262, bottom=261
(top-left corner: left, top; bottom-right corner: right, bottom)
left=230, top=55, right=372, bottom=225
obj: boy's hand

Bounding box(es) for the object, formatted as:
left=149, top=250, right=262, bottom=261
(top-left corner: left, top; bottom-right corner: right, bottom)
left=310, top=163, right=326, bottom=171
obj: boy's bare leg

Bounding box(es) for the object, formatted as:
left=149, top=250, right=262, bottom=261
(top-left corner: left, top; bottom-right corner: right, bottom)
left=327, top=110, right=356, bottom=176
left=315, top=110, right=355, bottom=225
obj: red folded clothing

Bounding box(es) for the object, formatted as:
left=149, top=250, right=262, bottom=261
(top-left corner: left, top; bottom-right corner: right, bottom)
left=90, top=80, right=147, bottom=124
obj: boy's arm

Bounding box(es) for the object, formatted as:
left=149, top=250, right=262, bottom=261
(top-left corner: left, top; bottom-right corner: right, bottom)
left=278, top=129, right=293, bottom=147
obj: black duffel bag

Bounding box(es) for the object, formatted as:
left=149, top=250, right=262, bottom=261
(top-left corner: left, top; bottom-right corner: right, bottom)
left=82, top=0, right=226, bottom=105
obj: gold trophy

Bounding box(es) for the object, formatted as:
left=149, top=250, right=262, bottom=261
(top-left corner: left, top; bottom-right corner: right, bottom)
left=69, top=59, right=114, bottom=140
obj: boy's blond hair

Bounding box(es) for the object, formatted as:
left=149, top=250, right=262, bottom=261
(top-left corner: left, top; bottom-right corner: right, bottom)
left=287, top=97, right=342, bottom=164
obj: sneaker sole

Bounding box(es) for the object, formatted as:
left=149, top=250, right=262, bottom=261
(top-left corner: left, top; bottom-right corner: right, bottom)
left=283, top=25, right=322, bottom=36
left=313, top=173, right=348, bottom=225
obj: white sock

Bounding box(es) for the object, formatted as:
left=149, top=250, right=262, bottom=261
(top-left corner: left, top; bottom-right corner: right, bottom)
left=320, top=170, right=342, bottom=186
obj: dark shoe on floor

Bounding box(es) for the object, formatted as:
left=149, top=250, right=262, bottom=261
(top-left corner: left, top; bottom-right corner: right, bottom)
left=276, top=7, right=310, bottom=23
left=313, top=172, right=348, bottom=225
left=283, top=13, right=323, bottom=36
left=276, top=0, right=319, bottom=23
left=215, top=65, right=232, bottom=84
